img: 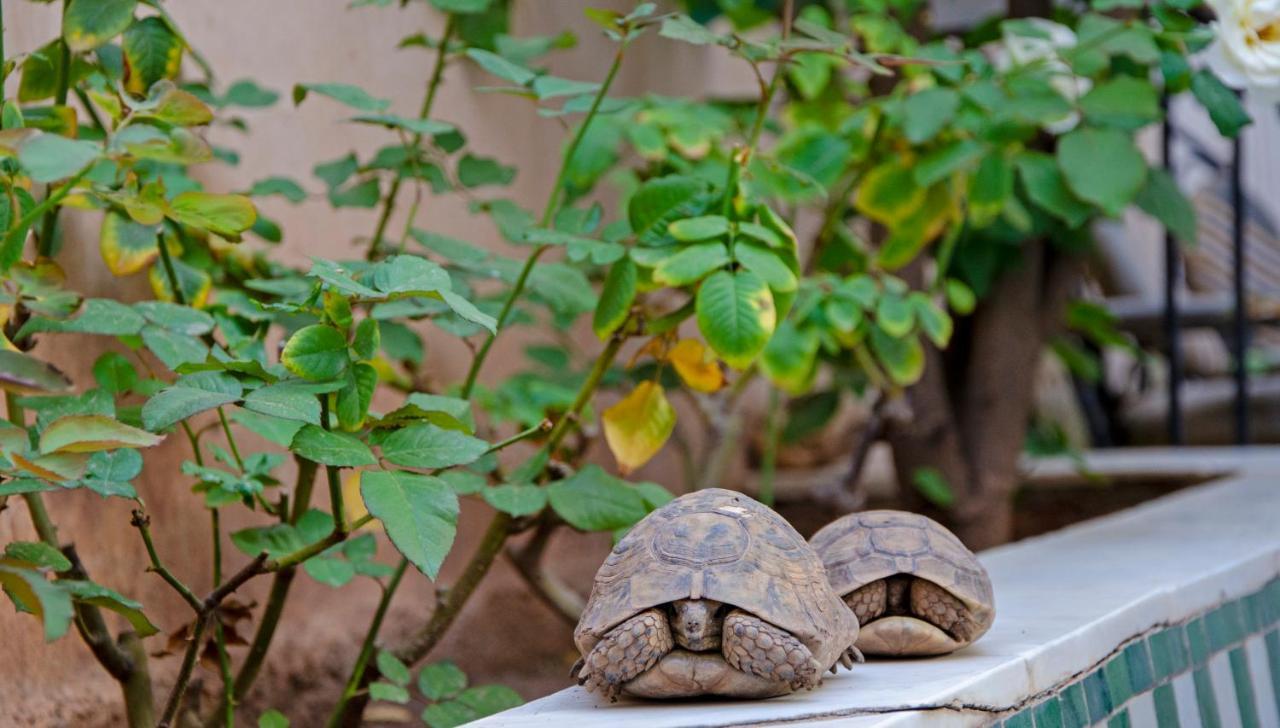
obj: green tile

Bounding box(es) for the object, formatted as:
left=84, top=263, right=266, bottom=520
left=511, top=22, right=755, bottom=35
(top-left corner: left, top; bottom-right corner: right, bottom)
left=1107, top=708, right=1131, bottom=728
left=1264, top=631, right=1280, bottom=719
left=1194, top=666, right=1223, bottom=728
left=1083, top=669, right=1113, bottom=723
left=1104, top=652, right=1134, bottom=705
left=1230, top=647, right=1261, bottom=728
left=1154, top=683, right=1181, bottom=728
left=1124, top=640, right=1155, bottom=692
left=1060, top=681, right=1091, bottom=728
left=1187, top=618, right=1211, bottom=666
left=1243, top=593, right=1264, bottom=633
left=1149, top=627, right=1191, bottom=679
left=1207, top=602, right=1245, bottom=651
left=1004, top=711, right=1034, bottom=728
left=1032, top=696, right=1064, bottom=728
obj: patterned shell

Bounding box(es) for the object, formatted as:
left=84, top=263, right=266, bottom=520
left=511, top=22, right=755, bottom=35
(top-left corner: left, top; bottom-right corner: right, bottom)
left=811, top=510, right=995, bottom=616
left=575, top=488, right=856, bottom=662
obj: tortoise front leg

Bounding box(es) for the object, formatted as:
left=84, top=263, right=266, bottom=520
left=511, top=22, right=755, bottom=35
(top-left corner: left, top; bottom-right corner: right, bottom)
left=722, top=610, right=821, bottom=691
left=575, top=608, right=673, bottom=701
left=910, top=579, right=980, bottom=642
left=843, top=579, right=887, bottom=625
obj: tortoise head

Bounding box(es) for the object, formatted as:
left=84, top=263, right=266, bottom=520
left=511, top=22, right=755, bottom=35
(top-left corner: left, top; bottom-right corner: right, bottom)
left=670, top=598, right=724, bottom=651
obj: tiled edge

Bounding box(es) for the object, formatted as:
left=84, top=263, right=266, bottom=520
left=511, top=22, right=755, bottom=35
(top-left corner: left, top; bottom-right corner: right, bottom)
left=995, top=578, right=1280, bottom=728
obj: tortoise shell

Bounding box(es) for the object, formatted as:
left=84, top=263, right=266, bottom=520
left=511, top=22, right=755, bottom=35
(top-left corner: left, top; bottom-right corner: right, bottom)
left=575, top=488, right=857, bottom=671
left=811, top=510, right=994, bottom=640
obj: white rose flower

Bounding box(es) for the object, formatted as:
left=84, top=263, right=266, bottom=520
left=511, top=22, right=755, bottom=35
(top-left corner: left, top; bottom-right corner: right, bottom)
left=1205, top=0, right=1280, bottom=94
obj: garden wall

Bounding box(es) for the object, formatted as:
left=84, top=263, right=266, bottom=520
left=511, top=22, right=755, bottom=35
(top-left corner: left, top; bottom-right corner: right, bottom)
left=474, top=448, right=1280, bottom=727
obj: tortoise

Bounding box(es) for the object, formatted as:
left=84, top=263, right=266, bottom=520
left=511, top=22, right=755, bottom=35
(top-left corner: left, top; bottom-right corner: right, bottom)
left=810, top=510, right=995, bottom=657
left=573, top=488, right=862, bottom=700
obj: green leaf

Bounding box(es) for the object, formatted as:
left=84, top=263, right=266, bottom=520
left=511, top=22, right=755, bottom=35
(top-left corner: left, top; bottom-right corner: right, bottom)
left=4, top=542, right=71, bottom=572
left=876, top=294, right=914, bottom=338
left=18, top=133, right=100, bottom=183
left=546, top=465, right=648, bottom=532
left=289, top=425, right=377, bottom=467
left=1015, top=152, right=1093, bottom=228
left=18, top=299, right=145, bottom=338
left=141, top=386, right=239, bottom=431
left=734, top=242, right=797, bottom=292
left=1135, top=168, right=1197, bottom=246
left=440, top=291, right=498, bottom=334
left=1079, top=76, right=1160, bottom=130
left=122, top=17, right=184, bottom=95
left=870, top=328, right=924, bottom=386
left=249, top=177, right=307, bottom=203
left=1056, top=127, right=1146, bottom=217
left=360, top=471, right=458, bottom=579
left=457, top=154, right=515, bottom=188
left=912, top=467, right=955, bottom=508
left=376, top=649, right=412, bottom=686
left=914, top=139, right=984, bottom=187
left=61, top=580, right=159, bottom=637
left=83, top=449, right=143, bottom=499
left=1190, top=70, right=1251, bottom=138
left=92, top=353, right=137, bottom=394
left=465, top=49, right=536, bottom=87
left=232, top=410, right=305, bottom=448
left=659, top=14, right=723, bottom=46
left=429, top=0, right=493, bottom=13
left=629, top=176, right=707, bottom=246
left=380, top=424, right=488, bottom=470
left=968, top=153, right=1013, bottom=227
left=695, top=269, right=776, bottom=370
left=911, top=293, right=953, bottom=348
left=64, top=0, right=137, bottom=52
left=349, top=114, right=454, bottom=136
left=352, top=319, right=380, bottom=361
left=902, top=87, right=959, bottom=144
left=855, top=160, right=924, bottom=225
left=282, top=325, right=349, bottom=381
left=592, top=257, right=636, bottom=341
left=652, top=242, right=729, bottom=286
left=369, top=681, right=410, bottom=703
left=39, top=415, right=164, bottom=454
left=401, top=393, right=477, bottom=433
left=419, top=661, right=468, bottom=701
left=167, top=192, right=257, bottom=239
left=481, top=484, right=546, bottom=516
left=0, top=563, right=73, bottom=641
left=258, top=710, right=289, bottom=728
left=0, top=349, right=72, bottom=394
left=371, top=255, right=451, bottom=295
left=761, top=321, right=819, bottom=395
left=19, top=41, right=63, bottom=103
left=335, top=363, right=377, bottom=431
left=668, top=215, right=729, bottom=242
left=292, top=82, right=390, bottom=112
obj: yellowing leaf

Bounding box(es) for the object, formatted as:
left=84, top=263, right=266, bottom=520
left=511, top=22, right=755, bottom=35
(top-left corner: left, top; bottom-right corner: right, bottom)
left=602, top=381, right=676, bottom=475
left=668, top=339, right=723, bottom=393
left=100, top=212, right=159, bottom=275
left=39, top=415, right=164, bottom=454
left=343, top=470, right=379, bottom=531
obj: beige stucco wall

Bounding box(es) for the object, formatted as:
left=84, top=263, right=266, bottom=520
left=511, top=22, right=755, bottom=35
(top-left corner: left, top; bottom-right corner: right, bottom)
left=0, top=2, right=761, bottom=724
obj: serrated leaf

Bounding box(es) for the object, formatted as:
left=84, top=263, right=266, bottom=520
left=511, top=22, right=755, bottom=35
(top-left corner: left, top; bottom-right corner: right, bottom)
left=734, top=241, right=797, bottom=292
left=602, top=381, right=675, bottom=475
left=695, top=269, right=775, bottom=370
left=99, top=212, right=159, bottom=276
left=629, top=176, right=707, bottom=246
left=1135, top=168, right=1197, bottom=246
left=141, top=386, right=239, bottom=431
left=668, top=215, right=729, bottom=242
left=361, top=471, right=458, bottom=579
left=1056, top=128, right=1145, bottom=217
left=293, top=82, right=390, bottom=112
left=167, top=192, right=257, bottom=239
left=64, top=0, right=137, bottom=52
left=760, top=320, right=819, bottom=395
left=465, top=49, right=536, bottom=87
left=870, top=328, right=924, bottom=386
left=290, top=425, right=377, bottom=467
left=39, top=415, right=164, bottom=454
left=1015, top=152, right=1092, bottom=228
left=62, top=580, right=159, bottom=637
left=1190, top=69, right=1250, bottom=138
left=481, top=484, right=546, bottom=516
left=380, top=423, right=488, bottom=470
left=0, top=563, right=73, bottom=641
left=122, top=16, right=184, bottom=95
left=18, top=133, right=100, bottom=183
left=419, top=661, right=468, bottom=701
left=4, top=542, right=71, bottom=572
left=282, top=325, right=349, bottom=382
left=652, top=242, right=728, bottom=286
left=592, top=257, right=636, bottom=340
left=0, top=349, right=72, bottom=394
left=376, top=649, right=412, bottom=686
left=547, top=464, right=648, bottom=532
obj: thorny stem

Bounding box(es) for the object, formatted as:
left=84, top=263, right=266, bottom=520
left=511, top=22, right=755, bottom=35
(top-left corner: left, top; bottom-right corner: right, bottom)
left=367, top=14, right=457, bottom=260
left=213, top=621, right=235, bottom=728
left=323, top=558, right=410, bottom=728
left=460, top=44, right=629, bottom=398
left=158, top=612, right=209, bottom=728
left=133, top=512, right=202, bottom=612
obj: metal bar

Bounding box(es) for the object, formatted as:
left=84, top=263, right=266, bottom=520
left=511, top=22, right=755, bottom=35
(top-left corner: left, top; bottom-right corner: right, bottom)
left=1231, top=120, right=1250, bottom=445
left=1161, top=98, right=1184, bottom=445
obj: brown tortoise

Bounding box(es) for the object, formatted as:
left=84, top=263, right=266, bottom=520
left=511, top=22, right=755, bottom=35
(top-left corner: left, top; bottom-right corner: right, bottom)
left=573, top=488, right=862, bottom=700
left=811, top=510, right=995, bottom=657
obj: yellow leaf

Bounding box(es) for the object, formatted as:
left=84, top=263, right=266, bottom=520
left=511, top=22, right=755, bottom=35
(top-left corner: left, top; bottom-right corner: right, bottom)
left=343, top=470, right=379, bottom=531
left=668, top=339, right=724, bottom=393
left=100, top=212, right=160, bottom=276
left=602, top=381, right=676, bottom=475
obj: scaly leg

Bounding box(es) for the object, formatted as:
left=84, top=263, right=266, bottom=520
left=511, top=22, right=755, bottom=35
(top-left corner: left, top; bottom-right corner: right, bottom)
left=575, top=609, right=673, bottom=701
left=843, top=579, right=887, bottom=626
left=722, top=609, right=820, bottom=691
left=910, top=579, right=980, bottom=642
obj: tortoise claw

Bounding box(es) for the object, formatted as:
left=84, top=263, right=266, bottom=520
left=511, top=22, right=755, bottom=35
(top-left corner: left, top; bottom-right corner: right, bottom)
left=570, top=657, right=584, bottom=680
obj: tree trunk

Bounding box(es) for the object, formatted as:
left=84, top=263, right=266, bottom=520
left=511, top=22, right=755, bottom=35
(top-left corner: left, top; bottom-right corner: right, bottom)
left=887, top=241, right=1080, bottom=549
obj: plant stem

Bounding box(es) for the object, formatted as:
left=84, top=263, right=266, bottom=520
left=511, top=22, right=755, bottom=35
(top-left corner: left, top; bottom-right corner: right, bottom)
left=217, top=407, right=245, bottom=471
left=35, top=35, right=73, bottom=257
left=158, top=612, right=209, bottom=728
left=367, top=14, right=457, bottom=260
left=324, top=558, right=410, bottom=728
left=265, top=515, right=373, bottom=572
left=211, top=509, right=222, bottom=585
left=484, top=419, right=551, bottom=455
left=157, top=231, right=186, bottom=305
left=133, top=511, right=203, bottom=612
left=119, top=632, right=157, bottom=728
left=21, top=491, right=58, bottom=544
left=318, top=395, right=347, bottom=532
left=212, top=621, right=235, bottom=728
left=9, top=166, right=87, bottom=264
left=460, top=45, right=628, bottom=398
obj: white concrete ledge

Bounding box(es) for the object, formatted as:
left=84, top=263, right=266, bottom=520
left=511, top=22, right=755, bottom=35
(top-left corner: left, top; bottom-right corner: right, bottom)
left=475, top=448, right=1280, bottom=727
